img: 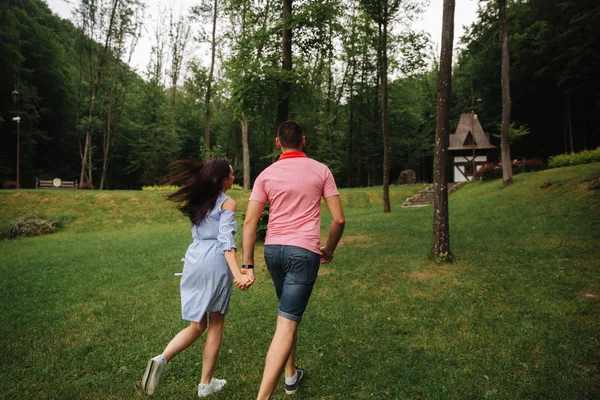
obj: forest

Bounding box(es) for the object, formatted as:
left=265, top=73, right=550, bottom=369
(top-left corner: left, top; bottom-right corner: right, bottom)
left=1, top=0, right=598, bottom=190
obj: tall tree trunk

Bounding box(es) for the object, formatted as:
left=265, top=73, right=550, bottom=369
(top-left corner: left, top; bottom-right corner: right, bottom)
left=169, top=11, right=190, bottom=125
left=381, top=13, right=391, bottom=213
left=100, top=86, right=112, bottom=190
left=432, top=0, right=455, bottom=260
left=256, top=0, right=271, bottom=59
left=241, top=117, right=250, bottom=190
left=276, top=0, right=292, bottom=130
left=346, top=3, right=357, bottom=188
left=499, top=0, right=513, bottom=185
left=204, top=0, right=218, bottom=161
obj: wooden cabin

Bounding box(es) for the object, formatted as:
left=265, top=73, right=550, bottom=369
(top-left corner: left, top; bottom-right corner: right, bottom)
left=448, top=113, right=496, bottom=182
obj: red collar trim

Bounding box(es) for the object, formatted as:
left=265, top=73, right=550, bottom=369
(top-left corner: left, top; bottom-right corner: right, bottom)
left=278, top=151, right=307, bottom=160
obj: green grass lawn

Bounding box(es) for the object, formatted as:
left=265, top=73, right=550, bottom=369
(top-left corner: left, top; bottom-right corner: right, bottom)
left=0, top=164, right=599, bottom=399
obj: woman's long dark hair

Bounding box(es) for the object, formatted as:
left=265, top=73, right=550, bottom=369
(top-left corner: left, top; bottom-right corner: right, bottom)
left=166, top=159, right=232, bottom=225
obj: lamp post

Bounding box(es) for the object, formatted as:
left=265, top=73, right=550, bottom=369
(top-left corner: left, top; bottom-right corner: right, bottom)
left=469, top=88, right=482, bottom=181
left=11, top=88, right=20, bottom=189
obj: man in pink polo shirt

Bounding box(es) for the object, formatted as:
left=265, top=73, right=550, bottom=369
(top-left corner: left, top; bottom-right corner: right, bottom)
left=242, top=120, right=345, bottom=399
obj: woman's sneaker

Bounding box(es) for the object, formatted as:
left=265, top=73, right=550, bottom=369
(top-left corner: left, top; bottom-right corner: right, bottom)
left=198, top=377, right=226, bottom=397
left=142, top=355, right=167, bottom=395
left=285, top=367, right=304, bottom=395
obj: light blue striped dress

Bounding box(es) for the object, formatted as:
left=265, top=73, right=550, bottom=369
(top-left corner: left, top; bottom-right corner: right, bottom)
left=179, top=192, right=236, bottom=322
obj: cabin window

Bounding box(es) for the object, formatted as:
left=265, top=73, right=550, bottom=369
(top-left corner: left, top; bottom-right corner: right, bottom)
left=464, top=163, right=474, bottom=176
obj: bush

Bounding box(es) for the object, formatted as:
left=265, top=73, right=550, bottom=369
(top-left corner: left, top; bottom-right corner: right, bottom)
left=513, top=158, right=544, bottom=173
left=549, top=147, right=600, bottom=168
left=476, top=159, right=545, bottom=182
left=79, top=181, right=95, bottom=190
left=257, top=203, right=270, bottom=241
left=7, top=215, right=57, bottom=238
left=141, top=183, right=243, bottom=191
left=2, top=180, right=17, bottom=189
left=141, top=184, right=180, bottom=191
left=242, top=203, right=270, bottom=242
left=475, top=163, right=502, bottom=181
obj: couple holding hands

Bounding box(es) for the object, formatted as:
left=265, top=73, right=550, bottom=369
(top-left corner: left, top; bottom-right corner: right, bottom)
left=141, top=121, right=345, bottom=399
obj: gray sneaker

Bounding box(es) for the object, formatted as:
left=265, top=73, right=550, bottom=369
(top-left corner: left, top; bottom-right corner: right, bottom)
left=142, top=355, right=167, bottom=395
left=285, top=367, right=304, bottom=395
left=198, top=377, right=226, bottom=397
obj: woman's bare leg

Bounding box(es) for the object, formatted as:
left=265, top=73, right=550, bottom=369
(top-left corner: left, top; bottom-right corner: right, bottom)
left=200, top=312, right=225, bottom=384
left=162, top=317, right=207, bottom=362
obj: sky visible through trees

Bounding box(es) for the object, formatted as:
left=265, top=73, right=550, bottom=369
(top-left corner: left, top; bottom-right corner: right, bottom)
left=46, top=0, right=479, bottom=74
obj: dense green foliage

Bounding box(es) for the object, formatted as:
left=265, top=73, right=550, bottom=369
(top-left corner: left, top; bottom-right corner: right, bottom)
left=452, top=0, right=600, bottom=161
left=549, top=147, right=600, bottom=168
left=1, top=0, right=599, bottom=189
left=1, top=164, right=599, bottom=398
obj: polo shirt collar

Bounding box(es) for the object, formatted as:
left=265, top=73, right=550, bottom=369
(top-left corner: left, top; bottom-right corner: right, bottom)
left=278, top=151, right=307, bottom=160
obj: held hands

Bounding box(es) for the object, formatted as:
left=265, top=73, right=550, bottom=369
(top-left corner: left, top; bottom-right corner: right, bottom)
left=234, top=268, right=255, bottom=290
left=320, top=246, right=334, bottom=264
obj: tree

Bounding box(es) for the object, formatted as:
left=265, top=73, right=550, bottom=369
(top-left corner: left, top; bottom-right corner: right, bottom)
left=77, top=0, right=120, bottom=186
left=99, top=0, right=143, bottom=190
left=225, top=0, right=253, bottom=189
left=498, top=0, right=512, bottom=185
left=359, top=0, right=395, bottom=211
left=359, top=0, right=426, bottom=210
left=432, top=0, right=455, bottom=260
left=168, top=10, right=191, bottom=123
left=276, top=0, right=293, bottom=129
left=192, top=0, right=219, bottom=161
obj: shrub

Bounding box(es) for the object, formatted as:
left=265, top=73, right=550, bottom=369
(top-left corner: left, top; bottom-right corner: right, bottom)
left=141, top=184, right=180, bottom=191
left=242, top=203, right=270, bottom=242
left=513, top=158, right=544, bottom=173
left=2, top=180, right=17, bottom=189
left=79, top=181, right=95, bottom=190
left=257, top=203, right=270, bottom=241
left=549, top=147, right=600, bottom=168
left=475, top=163, right=502, bottom=181
left=476, top=159, right=545, bottom=182
left=142, top=183, right=243, bottom=191
left=7, top=215, right=57, bottom=238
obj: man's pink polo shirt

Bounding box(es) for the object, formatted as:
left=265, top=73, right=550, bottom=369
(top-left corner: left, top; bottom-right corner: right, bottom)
left=249, top=153, right=339, bottom=254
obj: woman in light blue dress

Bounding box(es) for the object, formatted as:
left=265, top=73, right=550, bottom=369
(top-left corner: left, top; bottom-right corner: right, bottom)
left=142, top=159, right=254, bottom=397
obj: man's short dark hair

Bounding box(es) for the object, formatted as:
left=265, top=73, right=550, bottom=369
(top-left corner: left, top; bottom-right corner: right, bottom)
left=277, top=120, right=303, bottom=149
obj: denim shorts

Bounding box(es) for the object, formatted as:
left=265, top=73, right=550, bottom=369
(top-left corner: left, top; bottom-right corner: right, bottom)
left=264, top=245, right=321, bottom=322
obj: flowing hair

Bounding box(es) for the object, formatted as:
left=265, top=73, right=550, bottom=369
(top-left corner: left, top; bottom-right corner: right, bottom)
left=165, top=159, right=232, bottom=225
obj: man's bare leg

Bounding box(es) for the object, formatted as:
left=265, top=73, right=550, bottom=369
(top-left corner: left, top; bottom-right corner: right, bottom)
left=256, top=316, right=298, bottom=400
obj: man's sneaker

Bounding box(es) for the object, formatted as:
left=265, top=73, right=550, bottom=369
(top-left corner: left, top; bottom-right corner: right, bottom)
left=141, top=355, right=167, bottom=395
left=285, top=367, right=304, bottom=395
left=198, top=377, right=227, bottom=397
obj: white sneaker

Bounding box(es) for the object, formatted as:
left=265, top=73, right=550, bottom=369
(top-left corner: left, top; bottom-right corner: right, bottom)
left=198, top=377, right=226, bottom=397
left=141, top=355, right=167, bottom=395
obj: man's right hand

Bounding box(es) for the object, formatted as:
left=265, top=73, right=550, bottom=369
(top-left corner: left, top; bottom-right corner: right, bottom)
left=320, top=246, right=334, bottom=264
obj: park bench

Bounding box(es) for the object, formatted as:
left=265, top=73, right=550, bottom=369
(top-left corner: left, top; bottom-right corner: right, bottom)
left=36, top=178, right=78, bottom=190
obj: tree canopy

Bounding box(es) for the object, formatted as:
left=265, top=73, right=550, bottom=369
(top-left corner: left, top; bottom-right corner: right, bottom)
left=0, top=0, right=598, bottom=189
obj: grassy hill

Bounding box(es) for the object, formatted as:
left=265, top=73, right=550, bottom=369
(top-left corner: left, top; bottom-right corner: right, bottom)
left=0, top=164, right=598, bottom=399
